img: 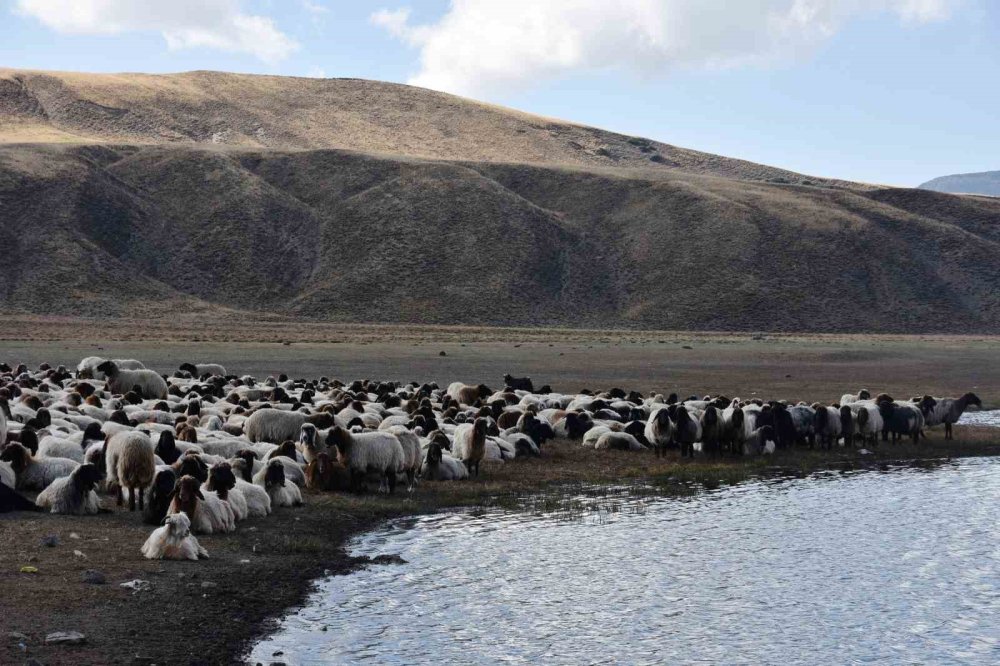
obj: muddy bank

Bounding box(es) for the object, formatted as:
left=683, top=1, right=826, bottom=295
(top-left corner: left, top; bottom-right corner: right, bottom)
left=3, top=434, right=1000, bottom=665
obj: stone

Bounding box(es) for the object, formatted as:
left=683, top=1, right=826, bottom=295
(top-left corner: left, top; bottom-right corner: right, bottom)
left=82, top=570, right=106, bottom=585
left=45, top=631, right=86, bottom=645
left=40, top=535, right=59, bottom=548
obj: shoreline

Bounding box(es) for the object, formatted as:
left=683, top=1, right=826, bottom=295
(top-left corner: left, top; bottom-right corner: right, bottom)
left=4, top=433, right=1000, bottom=665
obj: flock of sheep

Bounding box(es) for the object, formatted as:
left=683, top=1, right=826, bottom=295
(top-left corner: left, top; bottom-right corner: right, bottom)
left=0, top=358, right=983, bottom=561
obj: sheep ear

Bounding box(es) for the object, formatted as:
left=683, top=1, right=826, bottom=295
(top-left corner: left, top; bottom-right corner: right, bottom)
left=196, top=489, right=205, bottom=500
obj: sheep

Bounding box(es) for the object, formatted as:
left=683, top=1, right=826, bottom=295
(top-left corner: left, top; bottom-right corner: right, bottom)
left=594, top=431, right=644, bottom=451
left=141, top=512, right=209, bottom=561
left=35, top=463, right=102, bottom=515
left=922, top=392, right=982, bottom=440
left=848, top=402, right=883, bottom=447
left=230, top=462, right=271, bottom=517
left=839, top=390, right=871, bottom=406
left=245, top=409, right=307, bottom=444
left=179, top=362, right=227, bottom=378
left=96, top=361, right=167, bottom=400
left=387, top=425, right=422, bottom=490
left=0, top=395, right=8, bottom=446
left=143, top=468, right=177, bottom=525
left=168, top=474, right=236, bottom=534
left=305, top=451, right=352, bottom=491
left=839, top=405, right=856, bottom=448
left=744, top=426, right=776, bottom=456
left=452, top=418, right=488, bottom=478
left=420, top=441, right=469, bottom=481
left=103, top=431, right=156, bottom=511
left=447, top=382, right=492, bottom=405
left=672, top=405, right=702, bottom=458
left=0, top=460, right=15, bottom=489
left=327, top=426, right=404, bottom=493
left=878, top=400, right=925, bottom=444
left=204, top=462, right=247, bottom=521
left=297, top=423, right=324, bottom=464
left=721, top=400, right=747, bottom=455
left=254, top=459, right=303, bottom=507
left=811, top=404, right=843, bottom=450
left=37, top=434, right=87, bottom=463
left=645, top=407, right=674, bottom=457
left=699, top=405, right=724, bottom=457
left=787, top=405, right=815, bottom=447
left=1, top=482, right=42, bottom=512
left=503, top=374, right=534, bottom=392
left=0, top=442, right=79, bottom=491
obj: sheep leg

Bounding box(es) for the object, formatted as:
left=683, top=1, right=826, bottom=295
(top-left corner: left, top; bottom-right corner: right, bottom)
left=138, top=487, right=144, bottom=511
left=128, top=487, right=136, bottom=512
left=386, top=471, right=397, bottom=495
left=945, top=422, right=952, bottom=440
left=407, top=470, right=415, bottom=492
left=116, top=485, right=124, bottom=507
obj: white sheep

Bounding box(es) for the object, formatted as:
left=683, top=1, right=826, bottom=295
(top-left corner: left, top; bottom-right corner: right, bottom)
left=327, top=426, right=404, bottom=493
left=35, top=463, right=102, bottom=515
left=594, top=431, right=645, bottom=451
left=168, top=475, right=236, bottom=534
left=244, top=409, right=307, bottom=443
left=0, top=460, right=15, bottom=488
left=96, top=361, right=167, bottom=399
left=141, top=512, right=209, bottom=561
left=387, top=425, right=422, bottom=489
left=253, top=459, right=303, bottom=507
left=451, top=418, right=488, bottom=477
left=103, top=431, right=156, bottom=511
left=420, top=441, right=469, bottom=481
left=0, top=443, right=79, bottom=491
left=37, top=434, right=86, bottom=463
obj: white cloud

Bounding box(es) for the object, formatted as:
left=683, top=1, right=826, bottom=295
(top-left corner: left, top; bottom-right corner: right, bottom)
left=16, top=0, right=299, bottom=63
left=373, top=0, right=956, bottom=96
left=301, top=0, right=328, bottom=15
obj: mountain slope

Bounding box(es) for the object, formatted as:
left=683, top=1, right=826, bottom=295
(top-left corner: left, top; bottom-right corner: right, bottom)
left=3, top=141, right=1000, bottom=333
left=1, top=69, right=998, bottom=333
left=920, top=171, right=1000, bottom=197
left=0, top=68, right=862, bottom=188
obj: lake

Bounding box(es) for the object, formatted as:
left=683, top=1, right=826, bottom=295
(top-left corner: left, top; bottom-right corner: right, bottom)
left=251, top=457, right=1000, bottom=665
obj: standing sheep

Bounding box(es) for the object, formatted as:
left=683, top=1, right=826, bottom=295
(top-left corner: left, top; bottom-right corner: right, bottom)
left=328, top=426, right=404, bottom=493
left=103, top=431, right=156, bottom=511
left=645, top=407, right=674, bottom=457
left=452, top=418, right=488, bottom=478
left=922, top=392, right=982, bottom=440
left=96, top=361, right=167, bottom=400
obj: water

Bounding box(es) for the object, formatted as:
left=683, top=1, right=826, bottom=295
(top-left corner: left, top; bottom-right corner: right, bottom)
left=251, top=459, right=1000, bottom=665
left=959, top=410, right=1000, bottom=427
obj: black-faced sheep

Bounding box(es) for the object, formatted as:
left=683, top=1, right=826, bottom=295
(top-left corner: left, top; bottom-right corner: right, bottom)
left=96, top=360, right=167, bottom=400
left=35, top=463, right=103, bottom=515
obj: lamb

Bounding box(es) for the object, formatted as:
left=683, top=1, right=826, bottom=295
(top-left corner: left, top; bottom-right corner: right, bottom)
left=35, top=463, right=102, bottom=515
left=103, top=431, right=156, bottom=511
left=644, top=407, right=674, bottom=457
left=254, top=459, right=303, bottom=507
left=420, top=441, right=469, bottom=481
left=0, top=442, right=79, bottom=491
left=141, top=512, right=209, bottom=561
left=305, top=451, right=352, bottom=491
left=168, top=474, right=236, bottom=534
left=179, top=362, right=227, bottom=378
left=327, top=426, right=404, bottom=493
left=922, top=392, right=981, bottom=440
left=96, top=361, right=167, bottom=400
left=452, top=418, right=488, bottom=478
left=143, top=468, right=177, bottom=525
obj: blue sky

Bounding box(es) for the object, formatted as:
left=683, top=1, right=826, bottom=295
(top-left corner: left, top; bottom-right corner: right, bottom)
left=2, top=0, right=996, bottom=186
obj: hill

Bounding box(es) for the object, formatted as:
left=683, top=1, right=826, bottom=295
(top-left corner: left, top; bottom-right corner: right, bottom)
left=920, top=171, right=1000, bottom=197
left=2, top=69, right=1000, bottom=333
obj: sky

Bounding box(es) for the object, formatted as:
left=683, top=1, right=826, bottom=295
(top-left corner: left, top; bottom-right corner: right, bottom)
left=1, top=0, right=996, bottom=186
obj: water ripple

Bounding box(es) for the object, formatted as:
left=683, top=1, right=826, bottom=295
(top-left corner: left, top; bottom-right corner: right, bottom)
left=251, top=458, right=1000, bottom=666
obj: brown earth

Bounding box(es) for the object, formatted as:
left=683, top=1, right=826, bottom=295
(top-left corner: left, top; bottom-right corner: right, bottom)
left=2, top=335, right=999, bottom=664
left=2, top=70, right=1000, bottom=333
